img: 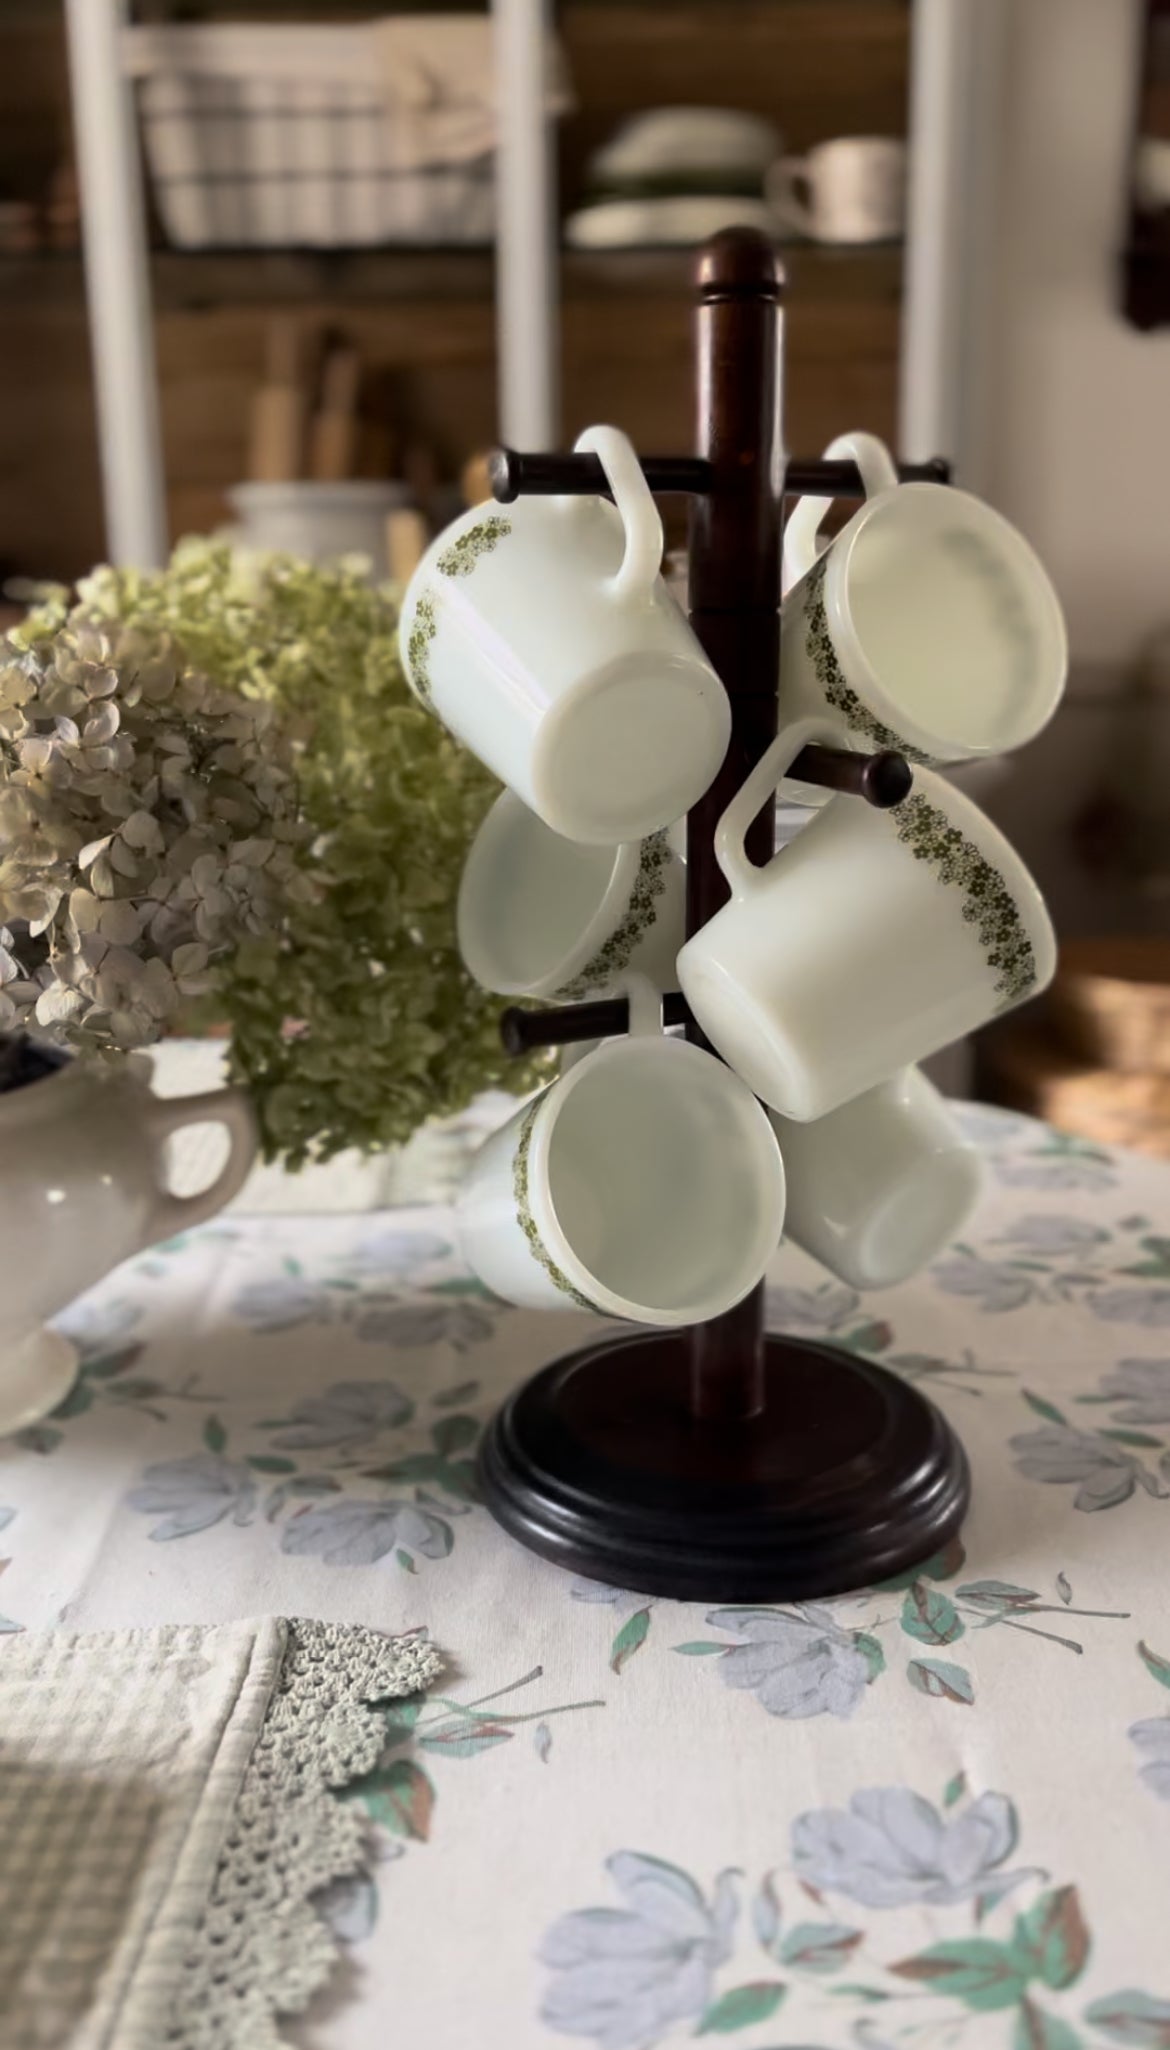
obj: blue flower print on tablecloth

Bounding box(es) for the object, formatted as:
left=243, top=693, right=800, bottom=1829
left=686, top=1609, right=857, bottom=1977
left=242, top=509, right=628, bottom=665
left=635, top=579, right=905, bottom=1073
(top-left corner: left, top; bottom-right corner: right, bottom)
left=694, top=1604, right=874, bottom=1720
left=539, top=1853, right=739, bottom=2050
left=268, top=1381, right=414, bottom=1449
left=229, top=1227, right=488, bottom=1344
left=1130, top=1718, right=1170, bottom=1800
left=791, top=1786, right=1033, bottom=1907
left=539, top=1781, right=1170, bottom=2050
left=126, top=1448, right=258, bottom=1539
left=0, top=1507, right=20, bottom=1632
left=1091, top=1286, right=1170, bottom=1329
left=955, top=1107, right=1120, bottom=1190
left=1129, top=1641, right=1170, bottom=1802
left=931, top=1212, right=1170, bottom=1326
left=671, top=1546, right=1127, bottom=1716
left=281, top=1497, right=454, bottom=1565
left=1098, top=1359, right=1170, bottom=1423
left=125, top=1393, right=485, bottom=1569
left=1011, top=1359, right=1170, bottom=1509
left=127, top=1443, right=257, bottom=1541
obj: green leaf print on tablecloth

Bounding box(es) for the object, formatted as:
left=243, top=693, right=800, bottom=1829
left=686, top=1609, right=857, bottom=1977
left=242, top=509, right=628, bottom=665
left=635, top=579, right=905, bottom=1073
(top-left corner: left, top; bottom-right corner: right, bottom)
left=538, top=1784, right=1170, bottom=2050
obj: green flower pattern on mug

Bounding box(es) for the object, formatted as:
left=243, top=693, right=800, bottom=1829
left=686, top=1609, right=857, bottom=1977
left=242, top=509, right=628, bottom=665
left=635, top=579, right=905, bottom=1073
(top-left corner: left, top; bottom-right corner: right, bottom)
left=513, top=1097, right=601, bottom=1314
left=804, top=555, right=931, bottom=762
left=893, top=789, right=1038, bottom=1006
left=538, top=1782, right=1170, bottom=2050
left=406, top=592, right=438, bottom=710
left=435, top=514, right=512, bottom=578
left=405, top=515, right=511, bottom=711
left=555, top=832, right=672, bottom=1001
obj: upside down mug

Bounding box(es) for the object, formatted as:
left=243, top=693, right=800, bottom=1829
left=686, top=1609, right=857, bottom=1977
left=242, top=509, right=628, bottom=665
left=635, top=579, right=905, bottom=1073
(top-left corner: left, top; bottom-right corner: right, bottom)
left=771, top=1067, right=982, bottom=1291
left=399, top=425, right=731, bottom=845
left=779, top=432, right=1068, bottom=767
left=456, top=980, right=785, bottom=1325
left=675, top=728, right=1058, bottom=1122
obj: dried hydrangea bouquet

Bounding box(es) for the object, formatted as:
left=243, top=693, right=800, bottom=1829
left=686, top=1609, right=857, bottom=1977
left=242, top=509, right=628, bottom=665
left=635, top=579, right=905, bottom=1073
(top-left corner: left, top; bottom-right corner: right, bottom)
left=0, top=541, right=532, bottom=1164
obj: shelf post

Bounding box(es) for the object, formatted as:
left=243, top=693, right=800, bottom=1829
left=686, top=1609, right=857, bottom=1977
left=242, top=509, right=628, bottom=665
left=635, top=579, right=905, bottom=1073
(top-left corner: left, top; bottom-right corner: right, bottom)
left=64, top=0, right=168, bottom=569
left=494, top=0, right=560, bottom=449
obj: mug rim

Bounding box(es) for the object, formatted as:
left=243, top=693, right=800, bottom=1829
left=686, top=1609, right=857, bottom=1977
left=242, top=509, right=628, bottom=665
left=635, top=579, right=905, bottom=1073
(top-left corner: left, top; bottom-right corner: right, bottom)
left=826, top=482, right=1069, bottom=759
left=456, top=790, right=642, bottom=999
left=524, top=1036, right=785, bottom=1324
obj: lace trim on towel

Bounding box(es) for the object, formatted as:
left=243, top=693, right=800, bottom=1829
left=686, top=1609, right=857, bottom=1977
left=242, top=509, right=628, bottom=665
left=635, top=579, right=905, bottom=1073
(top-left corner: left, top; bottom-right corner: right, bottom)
left=166, top=1618, right=442, bottom=2050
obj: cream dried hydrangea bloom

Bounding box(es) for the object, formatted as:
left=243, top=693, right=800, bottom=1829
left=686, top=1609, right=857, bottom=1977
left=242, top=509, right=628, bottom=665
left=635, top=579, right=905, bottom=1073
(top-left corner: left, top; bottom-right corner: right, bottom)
left=0, top=598, right=309, bottom=1050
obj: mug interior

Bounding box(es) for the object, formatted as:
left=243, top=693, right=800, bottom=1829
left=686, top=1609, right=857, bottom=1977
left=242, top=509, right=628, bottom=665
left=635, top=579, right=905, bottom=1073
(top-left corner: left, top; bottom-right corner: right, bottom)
left=459, top=795, right=621, bottom=995
left=544, top=1042, right=781, bottom=1317
left=836, top=485, right=1067, bottom=754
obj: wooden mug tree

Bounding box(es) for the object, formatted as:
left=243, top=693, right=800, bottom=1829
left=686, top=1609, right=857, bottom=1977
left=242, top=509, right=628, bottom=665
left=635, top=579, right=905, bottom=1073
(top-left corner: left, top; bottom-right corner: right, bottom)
left=476, top=228, right=969, bottom=1600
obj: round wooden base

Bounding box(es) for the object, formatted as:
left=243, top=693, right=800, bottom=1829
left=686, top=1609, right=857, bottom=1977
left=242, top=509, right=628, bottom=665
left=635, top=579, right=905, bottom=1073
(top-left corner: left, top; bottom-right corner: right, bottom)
left=477, top=1330, right=970, bottom=1601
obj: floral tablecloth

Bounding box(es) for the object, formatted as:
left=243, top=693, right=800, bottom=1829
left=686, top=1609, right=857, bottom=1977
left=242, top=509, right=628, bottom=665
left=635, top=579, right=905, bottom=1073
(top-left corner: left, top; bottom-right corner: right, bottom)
left=3, top=1103, right=1170, bottom=2050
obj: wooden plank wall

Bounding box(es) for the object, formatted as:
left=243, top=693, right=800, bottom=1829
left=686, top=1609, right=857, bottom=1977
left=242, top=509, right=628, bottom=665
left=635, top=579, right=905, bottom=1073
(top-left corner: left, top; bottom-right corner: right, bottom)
left=0, top=1, right=908, bottom=581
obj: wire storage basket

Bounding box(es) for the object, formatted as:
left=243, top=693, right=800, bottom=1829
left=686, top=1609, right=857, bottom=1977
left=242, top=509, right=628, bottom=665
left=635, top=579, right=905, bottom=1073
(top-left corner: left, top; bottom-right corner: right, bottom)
left=124, top=19, right=564, bottom=250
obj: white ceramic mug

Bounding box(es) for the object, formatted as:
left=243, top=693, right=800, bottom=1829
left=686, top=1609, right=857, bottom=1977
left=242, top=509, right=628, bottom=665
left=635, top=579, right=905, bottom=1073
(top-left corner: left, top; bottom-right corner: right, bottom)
left=457, top=982, right=785, bottom=1325
left=779, top=432, right=1068, bottom=766
left=771, top=1067, right=981, bottom=1290
left=768, top=137, right=906, bottom=244
left=675, top=731, right=1057, bottom=1122
left=0, top=1057, right=257, bottom=1435
left=457, top=791, right=684, bottom=1002
left=399, top=425, right=730, bottom=845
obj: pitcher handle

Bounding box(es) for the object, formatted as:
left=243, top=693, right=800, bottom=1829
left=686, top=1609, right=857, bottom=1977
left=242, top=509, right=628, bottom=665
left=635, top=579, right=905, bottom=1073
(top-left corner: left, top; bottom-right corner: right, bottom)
left=145, top=1085, right=259, bottom=1243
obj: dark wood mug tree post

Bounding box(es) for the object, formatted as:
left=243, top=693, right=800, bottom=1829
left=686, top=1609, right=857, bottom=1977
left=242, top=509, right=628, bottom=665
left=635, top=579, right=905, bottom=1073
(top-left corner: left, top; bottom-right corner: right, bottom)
left=477, top=229, right=969, bottom=1600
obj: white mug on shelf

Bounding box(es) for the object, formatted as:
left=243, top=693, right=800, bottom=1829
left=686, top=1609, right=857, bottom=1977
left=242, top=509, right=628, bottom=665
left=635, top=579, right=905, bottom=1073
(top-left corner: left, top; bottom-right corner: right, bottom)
left=457, top=791, right=685, bottom=1002
left=767, top=136, right=906, bottom=245
left=399, top=425, right=731, bottom=846
left=675, top=729, right=1057, bottom=1123
left=779, top=432, right=1068, bottom=767
left=771, top=1067, right=982, bottom=1291
left=456, top=980, right=785, bottom=1325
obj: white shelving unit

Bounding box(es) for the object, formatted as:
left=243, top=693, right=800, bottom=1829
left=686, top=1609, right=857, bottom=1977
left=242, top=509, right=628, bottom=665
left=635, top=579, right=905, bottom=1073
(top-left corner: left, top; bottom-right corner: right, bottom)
left=64, top=0, right=993, bottom=568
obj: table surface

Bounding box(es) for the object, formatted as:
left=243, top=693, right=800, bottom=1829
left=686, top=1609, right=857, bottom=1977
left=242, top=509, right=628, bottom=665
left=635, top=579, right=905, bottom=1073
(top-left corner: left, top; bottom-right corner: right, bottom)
left=3, top=1100, right=1170, bottom=2050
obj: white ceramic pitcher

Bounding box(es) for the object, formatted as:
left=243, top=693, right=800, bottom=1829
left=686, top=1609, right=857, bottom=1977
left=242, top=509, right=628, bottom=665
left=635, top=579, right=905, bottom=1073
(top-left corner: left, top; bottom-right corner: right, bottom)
left=0, top=1058, right=257, bottom=1434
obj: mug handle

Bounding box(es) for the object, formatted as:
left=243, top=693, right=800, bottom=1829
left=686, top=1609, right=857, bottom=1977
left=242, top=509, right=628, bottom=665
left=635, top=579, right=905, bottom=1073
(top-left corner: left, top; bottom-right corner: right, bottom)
left=714, top=718, right=825, bottom=900
left=144, top=1085, right=259, bottom=1243
left=573, top=424, right=664, bottom=606
left=766, top=155, right=813, bottom=234
left=621, top=972, right=662, bottom=1039
left=783, top=430, right=900, bottom=587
